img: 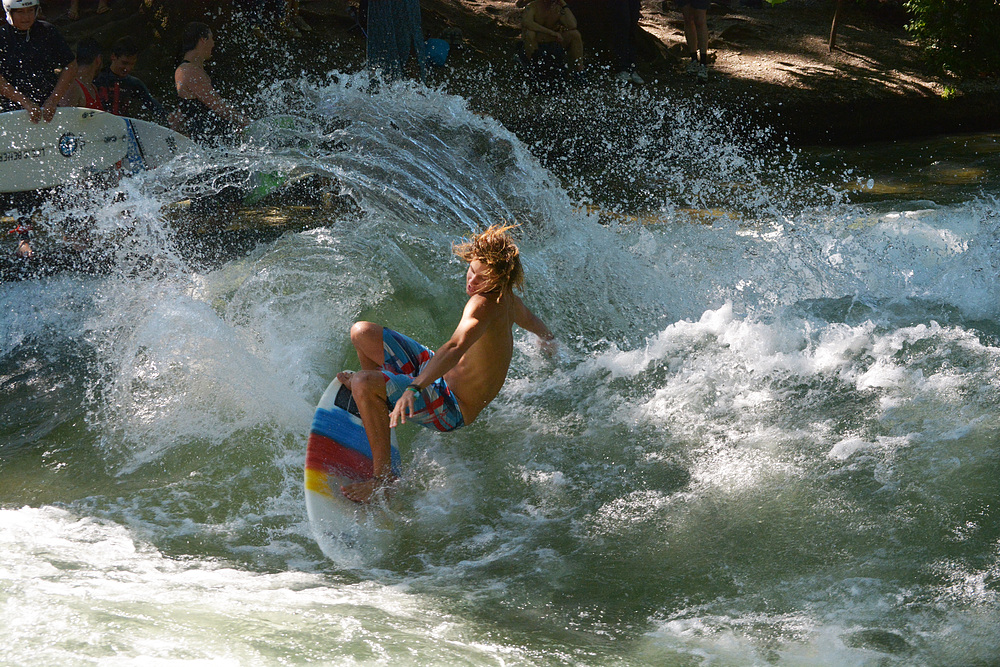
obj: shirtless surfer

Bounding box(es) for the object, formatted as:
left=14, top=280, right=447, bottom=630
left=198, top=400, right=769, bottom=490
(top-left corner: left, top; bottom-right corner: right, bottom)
left=519, top=0, right=584, bottom=73
left=337, top=224, right=556, bottom=503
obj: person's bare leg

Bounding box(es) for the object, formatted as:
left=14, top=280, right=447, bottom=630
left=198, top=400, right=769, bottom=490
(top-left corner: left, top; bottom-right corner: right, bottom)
left=681, top=6, right=697, bottom=59
left=349, top=321, right=384, bottom=370
left=694, top=9, right=708, bottom=63
left=339, top=369, right=394, bottom=502
left=338, top=322, right=393, bottom=503
left=523, top=29, right=539, bottom=59
left=564, top=29, right=583, bottom=70
left=97, top=0, right=110, bottom=14
left=68, top=0, right=80, bottom=19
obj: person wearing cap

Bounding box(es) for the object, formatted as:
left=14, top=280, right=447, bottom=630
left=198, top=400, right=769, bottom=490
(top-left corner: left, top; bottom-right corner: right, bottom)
left=0, top=0, right=77, bottom=123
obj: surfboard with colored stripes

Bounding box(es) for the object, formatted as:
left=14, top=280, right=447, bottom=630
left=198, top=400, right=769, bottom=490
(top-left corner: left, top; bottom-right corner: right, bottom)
left=305, top=376, right=401, bottom=525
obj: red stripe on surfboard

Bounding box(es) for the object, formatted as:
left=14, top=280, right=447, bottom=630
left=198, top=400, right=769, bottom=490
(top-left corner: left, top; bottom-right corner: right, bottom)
left=305, top=433, right=373, bottom=481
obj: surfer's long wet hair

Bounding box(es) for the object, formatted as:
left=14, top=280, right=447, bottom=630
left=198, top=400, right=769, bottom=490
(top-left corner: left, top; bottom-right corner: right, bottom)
left=453, top=223, right=524, bottom=298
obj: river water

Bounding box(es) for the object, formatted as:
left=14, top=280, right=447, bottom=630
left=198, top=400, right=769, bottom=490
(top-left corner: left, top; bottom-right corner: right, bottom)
left=2, top=73, right=1000, bottom=665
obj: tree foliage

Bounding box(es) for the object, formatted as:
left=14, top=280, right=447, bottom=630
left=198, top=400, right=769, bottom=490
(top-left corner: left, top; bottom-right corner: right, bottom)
left=905, top=0, right=1000, bottom=77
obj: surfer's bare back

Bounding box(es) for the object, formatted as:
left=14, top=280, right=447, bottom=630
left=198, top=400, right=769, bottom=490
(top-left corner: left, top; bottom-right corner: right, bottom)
left=337, top=224, right=556, bottom=503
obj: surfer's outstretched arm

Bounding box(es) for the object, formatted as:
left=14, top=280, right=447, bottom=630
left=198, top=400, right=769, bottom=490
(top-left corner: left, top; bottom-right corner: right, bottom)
left=512, top=293, right=557, bottom=356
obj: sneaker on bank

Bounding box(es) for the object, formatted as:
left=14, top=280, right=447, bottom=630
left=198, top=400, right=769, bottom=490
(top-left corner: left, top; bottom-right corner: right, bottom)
left=629, top=71, right=645, bottom=84
left=697, top=63, right=709, bottom=83
left=685, top=59, right=700, bottom=76
left=615, top=70, right=630, bottom=83
left=293, top=15, right=312, bottom=32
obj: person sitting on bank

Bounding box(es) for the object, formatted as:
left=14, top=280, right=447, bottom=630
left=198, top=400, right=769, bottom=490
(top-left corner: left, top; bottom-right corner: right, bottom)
left=95, top=36, right=179, bottom=130
left=59, top=37, right=103, bottom=109
left=519, top=0, right=584, bottom=74
left=174, top=22, right=249, bottom=146
left=0, top=0, right=77, bottom=123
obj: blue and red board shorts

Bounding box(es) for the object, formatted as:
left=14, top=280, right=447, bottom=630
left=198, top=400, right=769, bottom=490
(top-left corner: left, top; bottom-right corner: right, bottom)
left=381, top=328, right=465, bottom=432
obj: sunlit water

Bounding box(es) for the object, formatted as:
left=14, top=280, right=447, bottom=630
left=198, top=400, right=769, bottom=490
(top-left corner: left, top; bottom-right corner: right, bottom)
left=2, top=70, right=1000, bottom=666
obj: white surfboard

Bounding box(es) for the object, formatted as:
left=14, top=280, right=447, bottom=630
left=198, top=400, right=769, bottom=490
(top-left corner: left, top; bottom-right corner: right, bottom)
left=0, top=107, right=195, bottom=193
left=124, top=116, right=197, bottom=172
left=305, top=376, right=401, bottom=560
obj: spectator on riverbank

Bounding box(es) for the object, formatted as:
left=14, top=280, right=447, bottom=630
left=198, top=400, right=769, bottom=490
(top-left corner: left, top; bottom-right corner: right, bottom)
left=67, top=0, right=108, bottom=20
left=0, top=0, right=77, bottom=122
left=612, top=0, right=643, bottom=83
left=175, top=22, right=249, bottom=146
left=367, top=0, right=425, bottom=81
left=677, top=0, right=710, bottom=83
left=60, top=37, right=103, bottom=109
left=95, top=36, right=176, bottom=128
left=519, top=0, right=584, bottom=76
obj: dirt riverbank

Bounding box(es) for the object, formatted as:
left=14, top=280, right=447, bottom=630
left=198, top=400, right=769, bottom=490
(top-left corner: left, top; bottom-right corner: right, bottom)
left=47, top=0, right=999, bottom=146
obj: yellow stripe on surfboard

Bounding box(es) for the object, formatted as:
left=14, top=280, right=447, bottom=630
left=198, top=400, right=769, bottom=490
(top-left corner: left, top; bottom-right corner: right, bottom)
left=304, top=467, right=336, bottom=498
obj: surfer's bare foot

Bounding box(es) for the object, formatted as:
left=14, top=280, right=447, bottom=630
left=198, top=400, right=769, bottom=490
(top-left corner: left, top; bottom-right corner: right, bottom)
left=336, top=370, right=355, bottom=390
left=341, top=478, right=376, bottom=503
left=341, top=476, right=394, bottom=504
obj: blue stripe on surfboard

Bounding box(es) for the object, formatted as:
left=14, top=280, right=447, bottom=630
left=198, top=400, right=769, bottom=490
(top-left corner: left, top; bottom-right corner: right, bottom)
left=311, top=407, right=369, bottom=454
left=310, top=407, right=402, bottom=469
left=123, top=118, right=147, bottom=174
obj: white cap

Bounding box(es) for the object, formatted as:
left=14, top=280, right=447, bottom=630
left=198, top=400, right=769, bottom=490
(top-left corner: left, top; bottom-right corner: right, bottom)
left=4, top=0, right=40, bottom=11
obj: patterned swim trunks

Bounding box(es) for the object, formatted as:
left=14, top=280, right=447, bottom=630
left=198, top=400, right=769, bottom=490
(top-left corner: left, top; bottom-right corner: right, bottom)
left=380, top=328, right=466, bottom=432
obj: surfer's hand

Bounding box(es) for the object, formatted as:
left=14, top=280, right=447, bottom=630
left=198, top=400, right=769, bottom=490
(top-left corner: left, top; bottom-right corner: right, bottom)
left=539, top=335, right=558, bottom=358
left=22, top=100, right=42, bottom=124
left=390, top=392, right=417, bottom=427
left=167, top=109, right=185, bottom=134
left=341, top=478, right=379, bottom=503
left=41, top=98, right=59, bottom=123
left=342, top=474, right=396, bottom=503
